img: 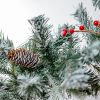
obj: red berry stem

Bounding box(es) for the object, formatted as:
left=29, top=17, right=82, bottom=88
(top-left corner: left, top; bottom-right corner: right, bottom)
left=93, top=20, right=100, bottom=29
left=74, top=30, right=100, bottom=35
left=69, top=28, right=74, bottom=34
left=61, top=29, right=67, bottom=37
left=79, top=25, right=85, bottom=30
left=93, top=20, right=99, bottom=26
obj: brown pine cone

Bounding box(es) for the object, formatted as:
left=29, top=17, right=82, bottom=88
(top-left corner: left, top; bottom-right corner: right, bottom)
left=7, top=48, right=38, bottom=68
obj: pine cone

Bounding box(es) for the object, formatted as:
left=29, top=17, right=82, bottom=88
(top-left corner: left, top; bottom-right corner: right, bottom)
left=7, top=48, right=38, bottom=68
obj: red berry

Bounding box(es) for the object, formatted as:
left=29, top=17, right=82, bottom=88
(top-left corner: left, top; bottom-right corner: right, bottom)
left=79, top=25, right=84, bottom=30
left=69, top=28, right=74, bottom=34
left=61, top=29, right=67, bottom=37
left=93, top=20, right=99, bottom=26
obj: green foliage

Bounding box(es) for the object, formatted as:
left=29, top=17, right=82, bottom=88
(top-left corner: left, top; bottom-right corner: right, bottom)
left=60, top=2, right=100, bottom=97
left=73, top=3, right=100, bottom=42
left=20, top=12, right=100, bottom=99
left=73, top=3, right=92, bottom=29
left=0, top=31, right=14, bottom=76
left=27, top=15, right=60, bottom=79
left=92, top=0, right=100, bottom=9
left=0, top=1, right=100, bottom=100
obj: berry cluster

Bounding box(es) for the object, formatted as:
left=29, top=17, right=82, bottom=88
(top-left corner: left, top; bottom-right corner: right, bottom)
left=61, top=20, right=100, bottom=37
left=61, top=28, right=74, bottom=37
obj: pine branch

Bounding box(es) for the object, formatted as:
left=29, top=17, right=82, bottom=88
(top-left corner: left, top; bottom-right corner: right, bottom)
left=92, top=0, right=100, bottom=9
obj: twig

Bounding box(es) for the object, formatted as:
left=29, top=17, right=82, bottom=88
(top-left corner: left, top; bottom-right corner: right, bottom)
left=74, top=30, right=100, bottom=35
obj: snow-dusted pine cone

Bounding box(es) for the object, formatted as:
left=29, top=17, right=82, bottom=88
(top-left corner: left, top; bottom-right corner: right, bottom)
left=7, top=48, right=38, bottom=68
